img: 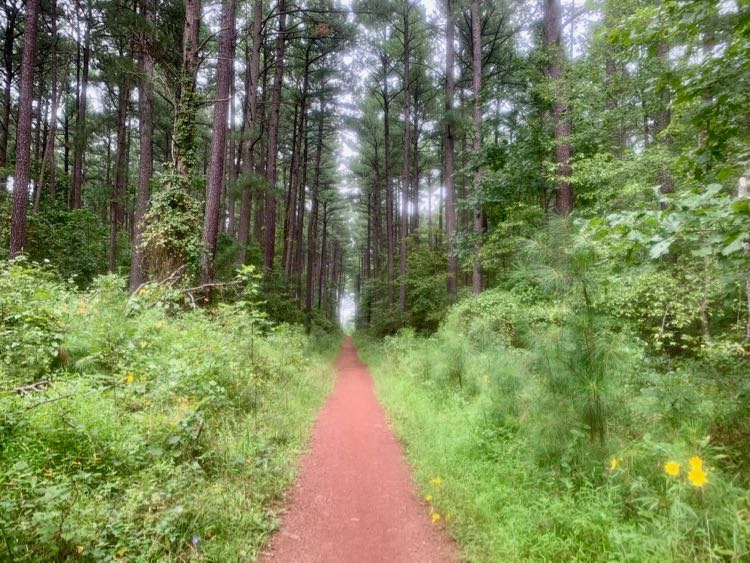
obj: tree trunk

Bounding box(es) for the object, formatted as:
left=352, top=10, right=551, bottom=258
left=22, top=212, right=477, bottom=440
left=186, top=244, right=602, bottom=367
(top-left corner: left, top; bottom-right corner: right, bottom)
left=471, top=0, right=483, bottom=293
left=0, top=4, right=18, bottom=169
left=305, top=108, right=324, bottom=330
left=283, top=99, right=301, bottom=276
left=383, top=56, right=394, bottom=306
left=318, top=201, right=328, bottom=309
left=262, top=0, right=287, bottom=279
left=36, top=0, right=60, bottom=208
left=399, top=3, right=411, bottom=316
left=108, top=79, right=130, bottom=272
left=544, top=0, right=573, bottom=216
left=200, top=0, right=236, bottom=286
left=130, top=0, right=155, bottom=291
left=71, top=9, right=91, bottom=210
left=444, top=0, right=457, bottom=299
left=236, top=0, right=263, bottom=265
left=739, top=176, right=749, bottom=341
left=225, top=75, right=237, bottom=236
left=8, top=0, right=40, bottom=256
left=655, top=40, right=673, bottom=196
left=172, top=0, right=201, bottom=176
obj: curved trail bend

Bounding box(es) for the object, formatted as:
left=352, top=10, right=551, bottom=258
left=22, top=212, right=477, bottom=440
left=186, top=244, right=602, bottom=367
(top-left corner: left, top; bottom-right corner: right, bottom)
left=261, top=338, right=457, bottom=563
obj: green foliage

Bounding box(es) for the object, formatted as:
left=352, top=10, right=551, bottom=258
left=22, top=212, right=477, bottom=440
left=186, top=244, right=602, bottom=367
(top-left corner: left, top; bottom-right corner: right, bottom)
left=357, top=214, right=750, bottom=560
left=0, top=199, right=108, bottom=285
left=0, top=261, right=339, bottom=561
left=140, top=172, right=203, bottom=282
left=0, top=259, right=67, bottom=386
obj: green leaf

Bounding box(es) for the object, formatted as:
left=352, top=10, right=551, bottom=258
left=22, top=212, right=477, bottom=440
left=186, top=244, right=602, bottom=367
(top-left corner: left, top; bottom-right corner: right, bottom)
left=649, top=239, right=672, bottom=259
left=721, top=234, right=748, bottom=256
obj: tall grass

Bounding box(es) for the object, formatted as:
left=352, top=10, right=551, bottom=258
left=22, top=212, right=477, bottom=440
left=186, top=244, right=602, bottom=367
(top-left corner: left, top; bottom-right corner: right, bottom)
left=356, top=284, right=750, bottom=561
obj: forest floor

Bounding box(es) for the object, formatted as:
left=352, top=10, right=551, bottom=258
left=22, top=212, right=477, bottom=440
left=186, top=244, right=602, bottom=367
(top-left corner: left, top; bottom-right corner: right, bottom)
left=260, top=338, right=457, bottom=562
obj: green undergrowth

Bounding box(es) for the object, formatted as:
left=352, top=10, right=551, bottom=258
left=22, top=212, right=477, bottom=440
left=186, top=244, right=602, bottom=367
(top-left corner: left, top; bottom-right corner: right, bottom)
left=356, top=289, right=750, bottom=561
left=0, top=259, right=339, bottom=561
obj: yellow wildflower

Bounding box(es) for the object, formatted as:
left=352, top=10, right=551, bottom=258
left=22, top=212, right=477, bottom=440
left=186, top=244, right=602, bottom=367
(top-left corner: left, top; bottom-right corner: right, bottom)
left=609, top=457, right=618, bottom=471
left=76, top=545, right=84, bottom=554
left=424, top=495, right=433, bottom=503
left=688, top=466, right=708, bottom=488
left=125, top=374, right=135, bottom=383
left=430, top=476, right=443, bottom=486
left=431, top=512, right=441, bottom=523
left=689, top=456, right=703, bottom=470
left=116, top=548, right=127, bottom=557
left=664, top=461, right=681, bottom=477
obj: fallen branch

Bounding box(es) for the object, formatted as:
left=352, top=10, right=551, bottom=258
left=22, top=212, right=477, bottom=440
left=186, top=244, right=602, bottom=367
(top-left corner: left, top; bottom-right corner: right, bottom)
left=13, top=380, right=50, bottom=395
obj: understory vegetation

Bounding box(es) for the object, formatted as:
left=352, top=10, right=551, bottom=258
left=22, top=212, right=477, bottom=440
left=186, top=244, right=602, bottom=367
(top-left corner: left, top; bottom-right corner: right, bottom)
left=0, top=259, right=338, bottom=561
left=357, top=216, right=750, bottom=561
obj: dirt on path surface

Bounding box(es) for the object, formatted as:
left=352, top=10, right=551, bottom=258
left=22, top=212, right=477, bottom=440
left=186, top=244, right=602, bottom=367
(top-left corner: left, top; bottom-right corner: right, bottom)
left=260, top=338, right=458, bottom=563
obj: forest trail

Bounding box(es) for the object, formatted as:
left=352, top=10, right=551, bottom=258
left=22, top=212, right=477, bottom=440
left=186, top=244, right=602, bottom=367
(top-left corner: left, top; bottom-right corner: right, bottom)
left=260, top=338, right=458, bottom=563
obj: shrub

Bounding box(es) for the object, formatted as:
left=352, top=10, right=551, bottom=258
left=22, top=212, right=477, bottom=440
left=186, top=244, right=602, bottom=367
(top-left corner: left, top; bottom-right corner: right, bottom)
left=0, top=259, right=68, bottom=385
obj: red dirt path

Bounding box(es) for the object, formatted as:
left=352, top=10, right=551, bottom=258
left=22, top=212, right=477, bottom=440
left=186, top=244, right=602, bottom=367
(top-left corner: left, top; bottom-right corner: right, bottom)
left=260, top=338, right=458, bottom=563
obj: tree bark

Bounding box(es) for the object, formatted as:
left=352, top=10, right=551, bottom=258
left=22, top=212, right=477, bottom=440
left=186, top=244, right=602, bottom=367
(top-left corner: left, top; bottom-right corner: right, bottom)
left=0, top=3, right=18, bottom=169
left=444, top=0, right=457, bottom=299
left=108, top=79, right=130, bottom=272
left=172, top=0, right=201, bottom=176
left=381, top=55, right=394, bottom=306
left=201, top=0, right=236, bottom=286
left=36, top=0, right=60, bottom=208
left=236, top=0, right=263, bottom=265
left=470, top=0, right=483, bottom=293
left=399, top=2, right=411, bottom=315
left=130, top=0, right=155, bottom=291
left=71, top=7, right=91, bottom=210
left=655, top=40, right=673, bottom=196
left=262, top=0, right=287, bottom=279
left=543, top=0, right=573, bottom=216
left=305, top=108, right=324, bottom=330
left=8, top=0, right=40, bottom=256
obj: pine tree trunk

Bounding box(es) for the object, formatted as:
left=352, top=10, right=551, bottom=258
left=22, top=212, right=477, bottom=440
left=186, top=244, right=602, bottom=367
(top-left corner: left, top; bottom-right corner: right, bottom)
left=383, top=56, right=394, bottom=306
left=0, top=4, right=18, bottom=169
left=544, top=0, right=573, bottom=216
left=36, top=0, right=60, bottom=208
left=305, top=109, right=324, bottom=330
left=8, top=0, right=40, bottom=256
left=236, top=0, right=263, bottom=265
left=655, top=41, right=673, bottom=196
left=71, top=10, right=91, bottom=210
left=471, top=0, right=483, bottom=293
left=173, top=0, right=201, bottom=176
left=130, top=0, right=155, bottom=291
left=399, top=3, right=411, bottom=316
left=108, top=79, right=130, bottom=272
left=201, top=0, right=236, bottom=286
left=444, top=0, right=457, bottom=299
left=263, top=0, right=287, bottom=279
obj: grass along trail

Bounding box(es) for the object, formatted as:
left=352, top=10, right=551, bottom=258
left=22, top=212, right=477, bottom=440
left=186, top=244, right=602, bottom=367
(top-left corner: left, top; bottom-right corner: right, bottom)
left=261, top=338, right=457, bottom=562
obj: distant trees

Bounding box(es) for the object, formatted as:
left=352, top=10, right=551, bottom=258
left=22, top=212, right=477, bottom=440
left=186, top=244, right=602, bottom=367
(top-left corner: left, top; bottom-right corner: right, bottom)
left=2, top=0, right=351, bottom=326
left=350, top=0, right=749, bottom=335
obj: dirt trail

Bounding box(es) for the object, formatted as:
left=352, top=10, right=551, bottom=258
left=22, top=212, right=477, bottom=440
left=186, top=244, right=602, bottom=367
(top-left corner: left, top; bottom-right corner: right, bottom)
left=260, top=338, right=457, bottom=563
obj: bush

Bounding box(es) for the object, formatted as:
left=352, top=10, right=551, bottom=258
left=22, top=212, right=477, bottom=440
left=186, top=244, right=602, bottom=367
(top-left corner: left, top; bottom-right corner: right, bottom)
left=0, top=259, right=68, bottom=386
left=0, top=261, right=339, bottom=561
